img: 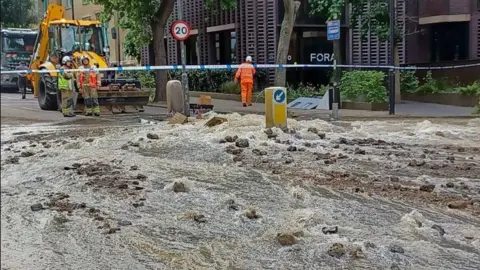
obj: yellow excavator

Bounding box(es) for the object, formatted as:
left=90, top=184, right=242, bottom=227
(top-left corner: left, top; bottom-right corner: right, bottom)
left=29, top=4, right=149, bottom=113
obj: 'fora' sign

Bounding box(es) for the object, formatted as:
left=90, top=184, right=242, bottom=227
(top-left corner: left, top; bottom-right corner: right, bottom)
left=310, top=53, right=335, bottom=63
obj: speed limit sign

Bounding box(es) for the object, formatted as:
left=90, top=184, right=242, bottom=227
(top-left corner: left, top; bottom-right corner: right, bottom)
left=171, top=20, right=191, bottom=41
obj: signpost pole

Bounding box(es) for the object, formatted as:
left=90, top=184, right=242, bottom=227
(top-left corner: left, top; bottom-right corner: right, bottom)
left=328, top=19, right=341, bottom=121
left=177, top=1, right=190, bottom=117
left=388, top=0, right=396, bottom=115
left=332, top=55, right=339, bottom=120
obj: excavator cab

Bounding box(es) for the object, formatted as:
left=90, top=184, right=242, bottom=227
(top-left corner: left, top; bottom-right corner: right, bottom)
left=30, top=4, right=149, bottom=113
left=47, top=20, right=107, bottom=66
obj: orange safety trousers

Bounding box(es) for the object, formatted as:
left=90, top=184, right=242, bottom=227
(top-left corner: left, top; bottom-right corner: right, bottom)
left=235, top=62, right=256, bottom=105
left=241, top=82, right=253, bottom=105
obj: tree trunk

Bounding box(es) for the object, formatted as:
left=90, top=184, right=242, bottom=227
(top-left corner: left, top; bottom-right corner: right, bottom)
left=151, top=0, right=175, bottom=102
left=394, top=42, right=401, bottom=103
left=274, top=0, right=300, bottom=87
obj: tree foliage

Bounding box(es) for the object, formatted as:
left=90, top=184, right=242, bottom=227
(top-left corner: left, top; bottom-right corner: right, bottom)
left=95, top=0, right=237, bottom=58
left=0, top=0, right=37, bottom=28
left=205, top=0, right=236, bottom=11
left=93, top=0, right=160, bottom=58
left=310, top=0, right=394, bottom=41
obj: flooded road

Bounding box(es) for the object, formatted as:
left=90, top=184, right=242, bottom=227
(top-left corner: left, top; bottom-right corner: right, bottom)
left=1, top=115, right=480, bottom=269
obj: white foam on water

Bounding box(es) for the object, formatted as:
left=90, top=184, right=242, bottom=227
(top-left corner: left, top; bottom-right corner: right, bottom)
left=2, top=115, right=480, bottom=269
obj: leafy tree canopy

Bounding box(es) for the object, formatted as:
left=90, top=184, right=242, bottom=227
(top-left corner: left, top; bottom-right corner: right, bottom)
left=205, top=0, right=395, bottom=41
left=205, top=0, right=236, bottom=11
left=0, top=0, right=37, bottom=28
left=93, top=0, right=237, bottom=59
left=93, top=0, right=164, bottom=59
left=309, top=0, right=394, bottom=41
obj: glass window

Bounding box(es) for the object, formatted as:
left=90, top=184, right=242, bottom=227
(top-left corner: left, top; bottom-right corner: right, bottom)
left=65, top=0, right=72, bottom=9
left=215, top=33, right=220, bottom=63
left=230, top=32, right=236, bottom=63
left=60, top=26, right=79, bottom=53
left=48, top=26, right=80, bottom=54
left=2, top=35, right=36, bottom=52
left=80, top=26, right=104, bottom=55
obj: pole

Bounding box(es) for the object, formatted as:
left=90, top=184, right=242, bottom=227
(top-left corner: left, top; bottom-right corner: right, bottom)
left=327, top=53, right=339, bottom=120
left=71, top=0, right=75, bottom=20
left=388, top=0, right=395, bottom=115
left=116, top=12, right=121, bottom=65
left=177, top=0, right=190, bottom=116
left=332, top=17, right=342, bottom=120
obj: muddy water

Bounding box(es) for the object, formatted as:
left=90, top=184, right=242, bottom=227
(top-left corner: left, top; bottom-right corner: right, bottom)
left=1, top=115, right=480, bottom=270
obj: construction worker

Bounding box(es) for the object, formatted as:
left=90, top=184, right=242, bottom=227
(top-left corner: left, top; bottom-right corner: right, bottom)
left=78, top=57, right=100, bottom=116
left=16, top=61, right=28, bottom=99
left=235, top=56, right=256, bottom=107
left=58, top=56, right=76, bottom=117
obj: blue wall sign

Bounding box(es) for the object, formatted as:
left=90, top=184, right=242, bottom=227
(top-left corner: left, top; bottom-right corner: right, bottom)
left=327, top=20, right=340, bottom=41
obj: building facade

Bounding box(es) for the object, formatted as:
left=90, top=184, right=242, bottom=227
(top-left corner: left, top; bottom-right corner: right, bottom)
left=154, top=0, right=479, bottom=86
left=37, top=0, right=132, bottom=64
left=37, top=0, right=479, bottom=84
left=405, top=0, right=480, bottom=63
left=145, top=0, right=349, bottom=85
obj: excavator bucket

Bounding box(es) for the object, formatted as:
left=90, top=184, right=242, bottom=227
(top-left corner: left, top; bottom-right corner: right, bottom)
left=75, top=80, right=150, bottom=114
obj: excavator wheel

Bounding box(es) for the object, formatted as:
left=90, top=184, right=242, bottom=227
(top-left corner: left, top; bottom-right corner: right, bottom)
left=38, top=73, right=58, bottom=111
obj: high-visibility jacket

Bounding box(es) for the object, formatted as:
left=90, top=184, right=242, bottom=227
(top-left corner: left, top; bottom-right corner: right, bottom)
left=58, top=67, right=74, bottom=90
left=79, top=66, right=99, bottom=87
left=235, top=62, right=256, bottom=83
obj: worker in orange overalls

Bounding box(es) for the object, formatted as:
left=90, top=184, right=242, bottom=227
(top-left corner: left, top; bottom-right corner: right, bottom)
left=235, top=56, right=256, bottom=107
left=78, top=57, right=101, bottom=116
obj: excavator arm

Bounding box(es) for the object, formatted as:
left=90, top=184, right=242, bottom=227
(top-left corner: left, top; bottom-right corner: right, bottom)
left=29, top=4, right=65, bottom=98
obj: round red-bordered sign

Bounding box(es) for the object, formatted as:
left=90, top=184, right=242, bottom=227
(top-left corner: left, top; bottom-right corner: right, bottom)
left=171, top=20, right=191, bottom=41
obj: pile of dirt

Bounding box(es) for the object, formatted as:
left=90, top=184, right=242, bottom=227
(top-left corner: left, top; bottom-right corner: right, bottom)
left=65, top=161, right=148, bottom=198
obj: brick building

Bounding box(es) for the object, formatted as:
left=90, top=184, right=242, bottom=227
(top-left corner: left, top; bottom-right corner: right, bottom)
left=145, top=0, right=479, bottom=85
left=143, top=0, right=348, bottom=85
left=37, top=0, right=479, bottom=84
left=405, top=0, right=480, bottom=83
left=406, top=0, right=480, bottom=63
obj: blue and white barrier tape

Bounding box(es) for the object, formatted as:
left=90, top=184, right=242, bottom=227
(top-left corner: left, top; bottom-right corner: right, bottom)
left=1, top=62, right=480, bottom=74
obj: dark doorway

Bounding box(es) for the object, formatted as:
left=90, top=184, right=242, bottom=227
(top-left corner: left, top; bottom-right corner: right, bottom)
left=430, top=22, right=469, bottom=62
left=210, top=31, right=236, bottom=64
left=185, top=35, right=198, bottom=65
left=286, top=28, right=343, bottom=87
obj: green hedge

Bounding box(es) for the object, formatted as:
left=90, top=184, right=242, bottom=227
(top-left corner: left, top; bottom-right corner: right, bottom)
left=400, top=70, right=419, bottom=93
left=401, top=70, right=479, bottom=96
left=123, top=69, right=268, bottom=93
left=455, top=81, right=480, bottom=96
left=340, top=70, right=387, bottom=103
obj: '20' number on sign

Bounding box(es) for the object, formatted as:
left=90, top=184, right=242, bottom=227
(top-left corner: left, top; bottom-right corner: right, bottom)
left=175, top=26, right=188, bottom=35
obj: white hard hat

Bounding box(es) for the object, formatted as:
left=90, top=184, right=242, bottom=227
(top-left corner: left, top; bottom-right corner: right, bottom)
left=62, top=56, right=72, bottom=64
left=81, top=56, right=90, bottom=64
left=246, top=56, right=252, bottom=62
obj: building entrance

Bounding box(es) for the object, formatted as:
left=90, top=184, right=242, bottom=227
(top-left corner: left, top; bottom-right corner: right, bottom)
left=286, top=29, right=339, bottom=88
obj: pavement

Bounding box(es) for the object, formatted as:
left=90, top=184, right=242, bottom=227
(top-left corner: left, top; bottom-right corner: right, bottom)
left=149, top=96, right=478, bottom=120
left=1, top=92, right=477, bottom=127
left=0, top=93, right=169, bottom=126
